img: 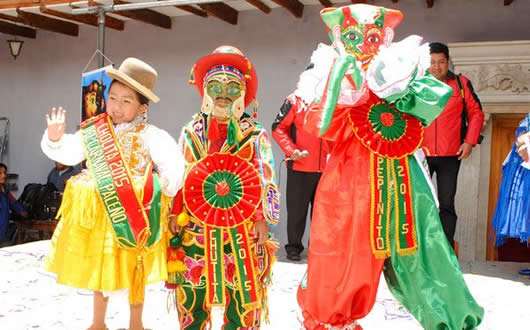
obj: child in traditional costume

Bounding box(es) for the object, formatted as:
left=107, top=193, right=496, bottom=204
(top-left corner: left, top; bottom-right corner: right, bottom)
left=165, top=46, right=280, bottom=329
left=41, top=58, right=184, bottom=330
left=294, top=4, right=484, bottom=330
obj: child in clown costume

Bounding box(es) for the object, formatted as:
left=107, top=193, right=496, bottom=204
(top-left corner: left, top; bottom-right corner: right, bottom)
left=41, top=58, right=185, bottom=330
left=295, top=4, right=484, bottom=330
left=166, top=46, right=280, bottom=329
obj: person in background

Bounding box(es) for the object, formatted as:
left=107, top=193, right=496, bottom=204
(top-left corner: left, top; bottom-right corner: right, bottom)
left=422, top=42, right=485, bottom=248
left=272, top=81, right=331, bottom=262
left=46, top=161, right=80, bottom=192
left=0, top=163, right=28, bottom=241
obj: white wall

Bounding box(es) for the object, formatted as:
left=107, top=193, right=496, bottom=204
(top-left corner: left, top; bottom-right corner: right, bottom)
left=1, top=0, right=529, bottom=251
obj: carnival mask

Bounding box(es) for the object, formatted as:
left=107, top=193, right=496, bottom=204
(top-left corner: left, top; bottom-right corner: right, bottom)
left=201, top=66, right=246, bottom=123
left=322, top=4, right=402, bottom=71
left=341, top=23, right=386, bottom=71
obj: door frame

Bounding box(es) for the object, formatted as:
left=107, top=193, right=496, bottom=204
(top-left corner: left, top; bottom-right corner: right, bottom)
left=486, top=113, right=527, bottom=261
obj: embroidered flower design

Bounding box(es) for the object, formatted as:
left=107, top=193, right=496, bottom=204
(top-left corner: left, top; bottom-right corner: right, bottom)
left=224, top=254, right=237, bottom=284
left=184, top=256, right=205, bottom=285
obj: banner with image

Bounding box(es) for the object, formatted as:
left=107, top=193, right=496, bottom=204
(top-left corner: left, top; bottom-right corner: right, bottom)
left=81, top=66, right=112, bottom=122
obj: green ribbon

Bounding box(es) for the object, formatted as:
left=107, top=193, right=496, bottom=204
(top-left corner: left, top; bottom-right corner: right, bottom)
left=385, top=72, right=452, bottom=127
left=146, top=174, right=162, bottom=248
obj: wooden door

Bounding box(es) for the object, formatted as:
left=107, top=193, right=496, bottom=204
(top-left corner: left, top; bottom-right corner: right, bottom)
left=487, top=113, right=530, bottom=261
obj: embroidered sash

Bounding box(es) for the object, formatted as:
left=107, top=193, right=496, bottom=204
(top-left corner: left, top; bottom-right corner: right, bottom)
left=182, top=116, right=264, bottom=308
left=370, top=153, right=417, bottom=258
left=80, top=113, right=161, bottom=249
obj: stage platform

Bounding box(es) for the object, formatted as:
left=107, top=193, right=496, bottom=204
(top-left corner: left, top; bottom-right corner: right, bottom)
left=1, top=241, right=528, bottom=329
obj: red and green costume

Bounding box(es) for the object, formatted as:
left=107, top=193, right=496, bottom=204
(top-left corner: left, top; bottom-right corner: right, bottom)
left=167, top=47, right=279, bottom=329
left=296, top=4, right=484, bottom=330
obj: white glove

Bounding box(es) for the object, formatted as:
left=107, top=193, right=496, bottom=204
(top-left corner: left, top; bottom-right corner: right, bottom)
left=294, top=44, right=338, bottom=104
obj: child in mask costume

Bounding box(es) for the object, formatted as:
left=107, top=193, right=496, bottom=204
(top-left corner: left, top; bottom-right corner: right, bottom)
left=166, top=46, right=280, bottom=329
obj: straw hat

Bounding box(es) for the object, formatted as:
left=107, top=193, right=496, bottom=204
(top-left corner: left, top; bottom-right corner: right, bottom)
left=106, top=57, right=160, bottom=103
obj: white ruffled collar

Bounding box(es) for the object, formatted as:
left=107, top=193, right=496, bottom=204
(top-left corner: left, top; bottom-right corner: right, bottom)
left=113, top=114, right=147, bottom=135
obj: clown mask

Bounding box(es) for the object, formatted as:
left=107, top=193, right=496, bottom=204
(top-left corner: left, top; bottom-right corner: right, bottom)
left=340, top=23, right=387, bottom=70
left=322, top=4, right=403, bottom=71
left=201, top=65, right=246, bottom=123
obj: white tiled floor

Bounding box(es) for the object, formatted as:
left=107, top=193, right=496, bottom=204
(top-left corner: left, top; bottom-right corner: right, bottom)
left=0, top=240, right=529, bottom=329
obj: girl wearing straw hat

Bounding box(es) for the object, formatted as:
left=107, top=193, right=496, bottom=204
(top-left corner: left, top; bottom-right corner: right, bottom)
left=41, top=57, right=185, bottom=330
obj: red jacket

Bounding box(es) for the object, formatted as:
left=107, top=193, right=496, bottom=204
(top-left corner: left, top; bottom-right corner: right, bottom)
left=272, top=94, right=331, bottom=172
left=422, top=71, right=484, bottom=156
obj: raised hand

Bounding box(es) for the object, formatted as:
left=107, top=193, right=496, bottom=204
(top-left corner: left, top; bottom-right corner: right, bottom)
left=46, top=107, right=66, bottom=142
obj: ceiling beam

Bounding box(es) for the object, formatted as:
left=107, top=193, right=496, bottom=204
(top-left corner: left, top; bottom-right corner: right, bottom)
left=426, top=0, right=434, bottom=8
left=17, top=8, right=79, bottom=36
left=270, top=0, right=304, bottom=18
left=0, top=19, right=37, bottom=38
left=109, top=0, right=172, bottom=29
left=40, top=3, right=125, bottom=30
left=0, top=13, right=22, bottom=24
left=198, top=3, right=238, bottom=25
left=175, top=5, right=208, bottom=17
left=504, top=0, right=513, bottom=5
left=318, top=0, right=333, bottom=7
left=245, top=0, right=271, bottom=14
left=0, top=1, right=74, bottom=10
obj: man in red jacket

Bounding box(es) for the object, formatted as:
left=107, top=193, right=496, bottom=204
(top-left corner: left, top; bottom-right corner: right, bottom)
left=272, top=83, right=331, bottom=261
left=422, top=42, right=485, bottom=248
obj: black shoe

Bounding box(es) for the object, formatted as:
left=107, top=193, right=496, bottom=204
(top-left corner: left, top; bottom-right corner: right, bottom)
left=286, top=253, right=301, bottom=262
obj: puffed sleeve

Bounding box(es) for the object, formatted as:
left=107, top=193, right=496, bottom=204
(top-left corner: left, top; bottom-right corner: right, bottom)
left=40, top=130, right=86, bottom=166
left=144, top=125, right=185, bottom=197
left=367, top=35, right=452, bottom=127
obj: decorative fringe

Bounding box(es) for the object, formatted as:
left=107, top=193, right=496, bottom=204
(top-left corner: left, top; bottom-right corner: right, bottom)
left=129, top=255, right=145, bottom=305
left=166, top=234, right=187, bottom=287
left=207, top=116, right=221, bottom=141
left=167, top=245, right=187, bottom=273
left=246, top=59, right=252, bottom=80
left=227, top=116, right=240, bottom=147
left=59, top=176, right=172, bottom=233
left=252, top=99, right=259, bottom=119
left=188, top=65, right=196, bottom=85
left=258, top=239, right=278, bottom=323
left=166, top=271, right=186, bottom=287
left=57, top=175, right=109, bottom=229
left=168, top=260, right=187, bottom=273
left=58, top=175, right=172, bottom=301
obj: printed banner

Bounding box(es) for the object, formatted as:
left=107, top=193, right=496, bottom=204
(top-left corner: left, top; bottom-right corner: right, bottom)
left=81, top=66, right=112, bottom=122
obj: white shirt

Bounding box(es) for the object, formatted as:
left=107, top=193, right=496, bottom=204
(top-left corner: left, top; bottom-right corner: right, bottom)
left=41, top=122, right=184, bottom=197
